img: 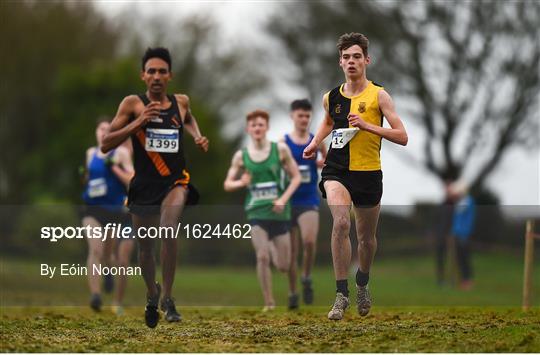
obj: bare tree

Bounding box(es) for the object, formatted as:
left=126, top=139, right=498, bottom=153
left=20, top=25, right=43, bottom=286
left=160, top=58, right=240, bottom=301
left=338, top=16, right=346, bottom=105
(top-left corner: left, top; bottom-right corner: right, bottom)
left=269, top=0, right=539, bottom=194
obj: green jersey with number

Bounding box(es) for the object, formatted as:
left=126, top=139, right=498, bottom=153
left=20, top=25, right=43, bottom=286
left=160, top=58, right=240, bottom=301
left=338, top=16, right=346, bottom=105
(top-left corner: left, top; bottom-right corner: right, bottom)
left=242, top=142, right=290, bottom=221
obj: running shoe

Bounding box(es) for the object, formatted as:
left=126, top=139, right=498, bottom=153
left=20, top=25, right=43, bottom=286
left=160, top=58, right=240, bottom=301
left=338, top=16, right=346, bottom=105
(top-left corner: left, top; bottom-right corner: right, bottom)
left=262, top=304, right=275, bottom=312
left=160, top=297, right=182, bottom=322
left=327, top=292, right=349, bottom=320
left=302, top=277, right=314, bottom=305
left=145, top=283, right=161, bottom=328
left=112, top=304, right=124, bottom=316
left=356, top=284, right=371, bottom=316
left=288, top=293, right=299, bottom=310
left=103, top=273, right=114, bottom=293
left=90, top=293, right=102, bottom=312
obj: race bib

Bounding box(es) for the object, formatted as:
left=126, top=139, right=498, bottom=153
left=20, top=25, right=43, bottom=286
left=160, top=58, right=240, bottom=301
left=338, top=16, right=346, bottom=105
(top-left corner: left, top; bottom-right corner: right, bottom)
left=331, top=128, right=359, bottom=149
left=145, top=128, right=179, bottom=153
left=88, top=178, right=107, bottom=198
left=250, top=182, right=279, bottom=203
left=299, top=165, right=311, bottom=183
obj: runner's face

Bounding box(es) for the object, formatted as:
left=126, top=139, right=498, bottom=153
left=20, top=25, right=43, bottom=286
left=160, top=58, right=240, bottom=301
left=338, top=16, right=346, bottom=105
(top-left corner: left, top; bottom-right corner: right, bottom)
left=246, top=117, right=268, bottom=141
left=291, top=109, right=311, bottom=132
left=96, top=122, right=110, bottom=146
left=339, top=45, right=370, bottom=80
left=141, top=58, right=171, bottom=94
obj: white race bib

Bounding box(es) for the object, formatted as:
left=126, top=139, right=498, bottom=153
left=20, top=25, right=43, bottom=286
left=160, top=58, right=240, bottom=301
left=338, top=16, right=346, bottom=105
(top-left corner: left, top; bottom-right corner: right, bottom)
left=250, top=182, right=279, bottom=203
left=88, top=178, right=108, bottom=198
left=145, top=128, right=179, bottom=153
left=299, top=165, right=311, bottom=184
left=331, top=128, right=359, bottom=149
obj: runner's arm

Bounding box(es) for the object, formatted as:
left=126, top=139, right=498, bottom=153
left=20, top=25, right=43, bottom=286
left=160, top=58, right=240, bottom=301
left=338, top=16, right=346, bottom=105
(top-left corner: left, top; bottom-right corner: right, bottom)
left=110, top=146, right=135, bottom=188
left=176, top=94, right=209, bottom=152
left=101, top=96, right=155, bottom=153
left=224, top=150, right=250, bottom=192
left=317, top=140, right=328, bottom=169
left=277, top=142, right=301, bottom=205
left=303, top=93, right=333, bottom=159
left=348, top=90, right=408, bottom=146
left=80, top=147, right=94, bottom=185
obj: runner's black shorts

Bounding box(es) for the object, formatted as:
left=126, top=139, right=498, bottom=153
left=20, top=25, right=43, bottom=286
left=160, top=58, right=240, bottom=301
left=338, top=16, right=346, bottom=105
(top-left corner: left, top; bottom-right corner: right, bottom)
left=127, top=174, right=199, bottom=216
left=319, top=166, right=382, bottom=207
left=290, top=205, right=319, bottom=228
left=249, top=219, right=291, bottom=240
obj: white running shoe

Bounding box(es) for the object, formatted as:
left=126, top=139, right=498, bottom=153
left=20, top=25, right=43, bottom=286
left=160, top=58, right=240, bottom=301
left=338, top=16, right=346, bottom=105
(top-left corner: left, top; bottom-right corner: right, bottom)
left=327, top=292, right=349, bottom=320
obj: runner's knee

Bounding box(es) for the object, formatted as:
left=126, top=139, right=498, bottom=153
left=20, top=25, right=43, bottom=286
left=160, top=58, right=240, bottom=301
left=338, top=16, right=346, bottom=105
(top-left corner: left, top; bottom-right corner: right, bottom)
left=138, top=242, right=154, bottom=258
left=276, top=258, right=290, bottom=273
left=88, top=246, right=103, bottom=261
left=332, top=215, right=350, bottom=236
left=303, top=238, right=316, bottom=251
left=358, top=236, right=376, bottom=250
left=256, top=250, right=270, bottom=265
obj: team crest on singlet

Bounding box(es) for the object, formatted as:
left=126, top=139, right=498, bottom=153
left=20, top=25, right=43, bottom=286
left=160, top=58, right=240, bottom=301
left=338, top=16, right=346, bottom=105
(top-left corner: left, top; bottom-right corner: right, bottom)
left=358, top=102, right=366, bottom=113
left=335, top=104, right=341, bottom=114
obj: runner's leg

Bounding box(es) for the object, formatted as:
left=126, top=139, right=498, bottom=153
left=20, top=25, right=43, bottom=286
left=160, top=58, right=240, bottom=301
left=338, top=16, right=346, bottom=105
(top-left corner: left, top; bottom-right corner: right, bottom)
left=353, top=204, right=380, bottom=277
left=114, top=239, right=135, bottom=307
left=251, top=226, right=274, bottom=307
left=288, top=226, right=299, bottom=294
left=83, top=216, right=103, bottom=296
left=270, top=231, right=291, bottom=273
left=297, top=210, right=318, bottom=278
left=324, top=181, right=352, bottom=282
left=132, top=214, right=160, bottom=297
left=159, top=186, right=188, bottom=299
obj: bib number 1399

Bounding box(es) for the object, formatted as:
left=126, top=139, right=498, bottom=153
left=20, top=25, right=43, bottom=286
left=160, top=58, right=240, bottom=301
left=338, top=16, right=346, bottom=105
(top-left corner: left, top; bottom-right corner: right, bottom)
left=145, top=128, right=179, bottom=153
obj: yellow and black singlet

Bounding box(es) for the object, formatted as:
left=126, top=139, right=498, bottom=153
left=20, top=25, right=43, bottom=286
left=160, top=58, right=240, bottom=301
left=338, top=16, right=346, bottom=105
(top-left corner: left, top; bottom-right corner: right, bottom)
left=324, top=81, right=384, bottom=171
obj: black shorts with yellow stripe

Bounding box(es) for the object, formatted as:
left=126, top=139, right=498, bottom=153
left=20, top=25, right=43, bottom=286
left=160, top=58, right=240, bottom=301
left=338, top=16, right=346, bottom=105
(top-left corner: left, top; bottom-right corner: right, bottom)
left=319, top=165, right=382, bottom=208
left=127, top=171, right=199, bottom=215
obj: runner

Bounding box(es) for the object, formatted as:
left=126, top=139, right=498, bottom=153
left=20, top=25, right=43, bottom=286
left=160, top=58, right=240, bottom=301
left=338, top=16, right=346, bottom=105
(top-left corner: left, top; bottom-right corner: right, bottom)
left=81, top=118, right=134, bottom=313
left=224, top=109, right=301, bottom=311
left=303, top=33, right=408, bottom=320
left=280, top=99, right=326, bottom=309
left=101, top=47, right=209, bottom=327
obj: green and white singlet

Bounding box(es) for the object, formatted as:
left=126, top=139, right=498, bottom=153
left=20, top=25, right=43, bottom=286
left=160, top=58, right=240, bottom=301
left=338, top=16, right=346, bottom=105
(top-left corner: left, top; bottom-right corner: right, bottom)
left=242, top=142, right=291, bottom=221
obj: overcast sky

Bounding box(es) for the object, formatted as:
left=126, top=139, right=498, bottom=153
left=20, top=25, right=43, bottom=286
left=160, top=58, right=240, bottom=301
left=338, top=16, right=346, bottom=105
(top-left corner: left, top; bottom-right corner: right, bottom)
left=94, top=1, right=539, bottom=208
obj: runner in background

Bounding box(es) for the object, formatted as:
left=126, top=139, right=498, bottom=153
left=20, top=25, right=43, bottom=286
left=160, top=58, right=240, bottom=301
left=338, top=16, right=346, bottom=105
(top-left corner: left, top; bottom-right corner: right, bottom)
left=81, top=117, right=134, bottom=313
left=280, top=99, right=326, bottom=309
left=224, top=109, right=301, bottom=311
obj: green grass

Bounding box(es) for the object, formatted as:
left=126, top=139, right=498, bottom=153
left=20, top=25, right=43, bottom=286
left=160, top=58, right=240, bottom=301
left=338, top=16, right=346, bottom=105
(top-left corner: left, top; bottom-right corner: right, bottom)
left=1, top=252, right=540, bottom=352
left=1, top=251, right=535, bottom=307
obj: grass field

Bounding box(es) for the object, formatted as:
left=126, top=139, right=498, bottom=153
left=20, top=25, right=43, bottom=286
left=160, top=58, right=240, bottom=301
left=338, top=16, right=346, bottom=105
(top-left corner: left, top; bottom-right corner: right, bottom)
left=1, top=251, right=539, bottom=352
left=1, top=306, right=539, bottom=352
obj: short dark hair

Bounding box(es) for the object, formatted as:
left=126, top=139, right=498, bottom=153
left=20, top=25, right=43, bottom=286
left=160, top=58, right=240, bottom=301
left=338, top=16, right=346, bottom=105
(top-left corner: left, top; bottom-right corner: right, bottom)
left=290, top=99, right=312, bottom=112
left=337, top=33, right=369, bottom=57
left=246, top=109, right=270, bottom=123
left=142, top=47, right=172, bottom=71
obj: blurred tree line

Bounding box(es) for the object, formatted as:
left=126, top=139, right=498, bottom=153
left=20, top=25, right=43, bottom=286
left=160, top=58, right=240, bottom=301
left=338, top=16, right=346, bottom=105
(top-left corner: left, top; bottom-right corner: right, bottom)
left=269, top=0, right=539, bottom=197
left=0, top=1, right=267, bottom=206
left=0, top=1, right=262, bottom=256
left=1, top=1, right=537, bottom=262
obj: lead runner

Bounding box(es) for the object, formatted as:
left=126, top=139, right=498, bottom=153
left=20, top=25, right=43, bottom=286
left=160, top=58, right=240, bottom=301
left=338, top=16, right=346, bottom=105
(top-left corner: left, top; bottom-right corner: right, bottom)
left=102, top=47, right=209, bottom=328
left=303, top=33, right=408, bottom=320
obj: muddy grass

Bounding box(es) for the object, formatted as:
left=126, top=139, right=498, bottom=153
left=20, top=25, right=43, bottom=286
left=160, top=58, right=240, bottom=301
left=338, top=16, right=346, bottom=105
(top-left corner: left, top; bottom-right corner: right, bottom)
left=1, top=306, right=539, bottom=352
